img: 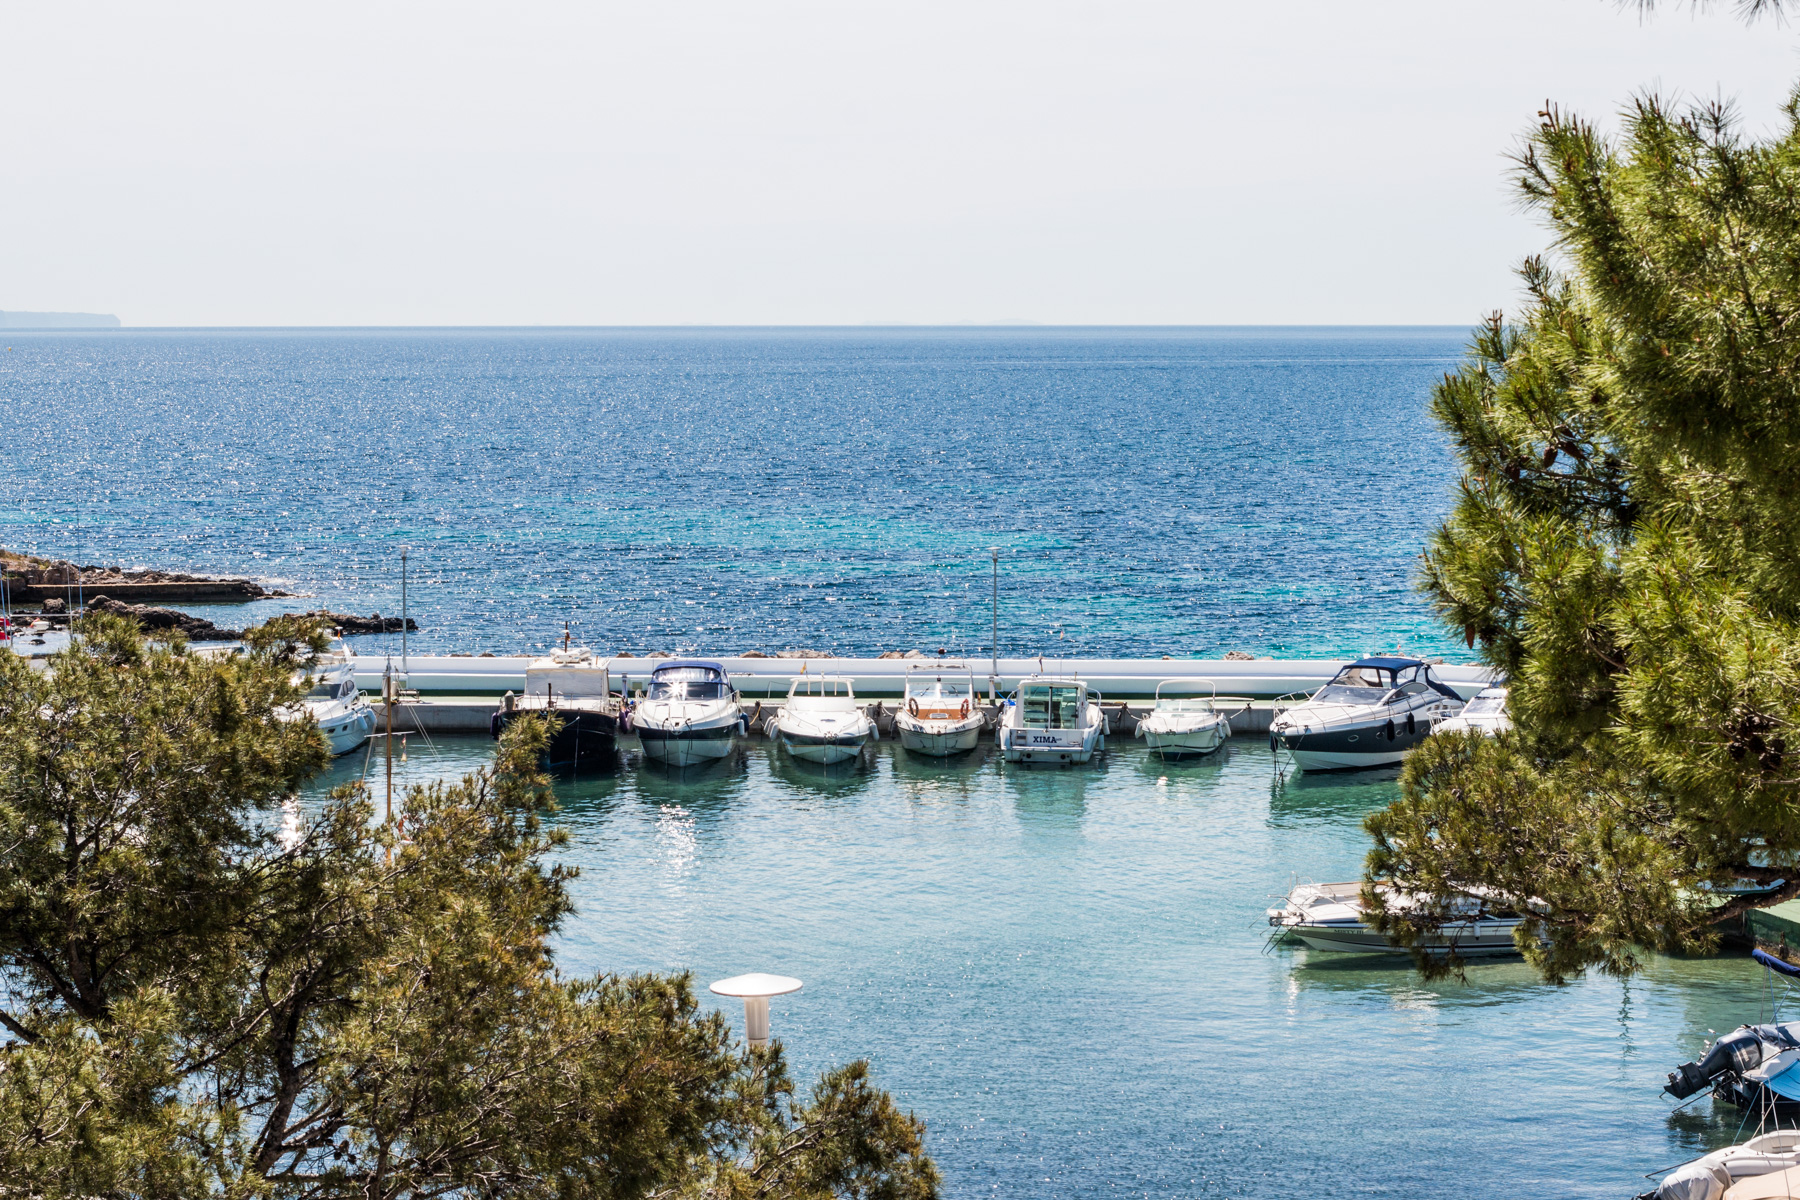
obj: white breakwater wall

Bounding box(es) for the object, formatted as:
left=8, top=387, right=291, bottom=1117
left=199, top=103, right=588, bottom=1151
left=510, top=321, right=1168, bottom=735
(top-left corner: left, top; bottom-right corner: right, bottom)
left=357, top=654, right=1499, bottom=703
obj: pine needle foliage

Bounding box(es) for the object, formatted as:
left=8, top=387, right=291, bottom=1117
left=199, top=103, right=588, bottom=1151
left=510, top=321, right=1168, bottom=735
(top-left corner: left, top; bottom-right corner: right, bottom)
left=0, top=614, right=938, bottom=1199
left=1364, top=89, right=1800, bottom=982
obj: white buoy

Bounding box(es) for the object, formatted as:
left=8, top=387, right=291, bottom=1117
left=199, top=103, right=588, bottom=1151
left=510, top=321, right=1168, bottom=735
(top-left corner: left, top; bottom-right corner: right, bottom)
left=709, top=973, right=803, bottom=1048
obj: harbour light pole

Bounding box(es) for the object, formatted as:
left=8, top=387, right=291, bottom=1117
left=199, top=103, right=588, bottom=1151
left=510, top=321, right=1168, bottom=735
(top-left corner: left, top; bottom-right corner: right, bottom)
left=990, top=548, right=1000, bottom=700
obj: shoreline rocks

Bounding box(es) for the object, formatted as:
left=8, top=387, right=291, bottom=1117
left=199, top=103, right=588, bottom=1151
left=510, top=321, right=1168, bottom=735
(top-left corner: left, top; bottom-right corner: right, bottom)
left=1, top=547, right=291, bottom=602
left=87, top=595, right=244, bottom=640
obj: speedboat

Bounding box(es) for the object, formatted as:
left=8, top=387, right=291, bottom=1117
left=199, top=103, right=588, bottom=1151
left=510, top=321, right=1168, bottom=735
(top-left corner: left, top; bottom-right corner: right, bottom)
left=291, top=640, right=376, bottom=756
left=1267, top=880, right=1527, bottom=957
left=775, top=675, right=877, bottom=765
left=1432, top=684, right=1510, bottom=736
left=1639, top=1130, right=1800, bottom=1200
left=631, top=660, right=744, bottom=767
left=893, top=663, right=984, bottom=757
left=490, top=645, right=622, bottom=770
left=997, top=676, right=1107, bottom=766
left=1135, top=679, right=1249, bottom=760
left=1269, top=656, right=1466, bottom=772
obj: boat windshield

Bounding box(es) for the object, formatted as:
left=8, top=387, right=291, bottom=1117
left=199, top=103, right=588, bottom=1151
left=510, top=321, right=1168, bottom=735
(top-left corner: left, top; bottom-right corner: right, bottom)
left=1021, top=683, right=1085, bottom=729
left=1154, top=697, right=1213, bottom=713
left=1462, top=694, right=1506, bottom=716
left=909, top=677, right=973, bottom=701
left=306, top=677, right=354, bottom=700
left=1314, top=665, right=1394, bottom=706
left=649, top=666, right=726, bottom=701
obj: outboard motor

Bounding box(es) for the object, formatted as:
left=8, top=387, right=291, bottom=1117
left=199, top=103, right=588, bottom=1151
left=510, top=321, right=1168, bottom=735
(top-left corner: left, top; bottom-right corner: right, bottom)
left=1666, top=1027, right=1766, bottom=1099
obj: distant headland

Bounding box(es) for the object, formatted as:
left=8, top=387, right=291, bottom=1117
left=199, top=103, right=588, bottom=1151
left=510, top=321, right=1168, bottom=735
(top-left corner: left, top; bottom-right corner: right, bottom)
left=0, top=310, right=121, bottom=329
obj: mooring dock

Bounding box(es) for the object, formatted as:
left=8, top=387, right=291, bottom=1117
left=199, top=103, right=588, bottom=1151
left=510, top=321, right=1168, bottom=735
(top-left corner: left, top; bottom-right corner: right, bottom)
left=361, top=654, right=1498, bottom=736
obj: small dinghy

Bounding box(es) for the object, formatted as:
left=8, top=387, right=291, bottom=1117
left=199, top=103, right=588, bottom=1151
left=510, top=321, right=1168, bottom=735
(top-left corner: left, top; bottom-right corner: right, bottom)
left=1269, top=656, right=1467, bottom=772
left=1638, top=1130, right=1800, bottom=1200
left=631, top=660, right=745, bottom=767
left=1267, top=880, right=1528, bottom=957
left=997, top=676, right=1107, bottom=766
left=893, top=663, right=984, bottom=757
left=491, top=644, right=622, bottom=771
left=1135, top=679, right=1249, bottom=760
left=287, top=639, right=376, bottom=757
left=776, top=675, right=877, bottom=765
left=1664, top=951, right=1800, bottom=1116
left=1432, top=684, right=1511, bottom=736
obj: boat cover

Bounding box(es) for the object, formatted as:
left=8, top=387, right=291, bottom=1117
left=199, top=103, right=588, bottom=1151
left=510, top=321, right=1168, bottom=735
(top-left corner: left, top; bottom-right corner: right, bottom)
left=1754, top=949, right=1800, bottom=978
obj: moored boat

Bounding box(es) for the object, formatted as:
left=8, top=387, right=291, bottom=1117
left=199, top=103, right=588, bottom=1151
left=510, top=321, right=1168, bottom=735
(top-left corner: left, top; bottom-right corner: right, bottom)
left=1432, top=684, right=1510, bottom=736
left=288, top=639, right=376, bottom=756
left=1638, top=1130, right=1800, bottom=1200
left=893, top=663, right=984, bottom=757
left=1135, top=678, right=1248, bottom=760
left=632, top=660, right=745, bottom=767
left=997, top=676, right=1107, bottom=766
left=1269, top=656, right=1465, bottom=772
left=1663, top=951, right=1800, bottom=1117
left=1267, top=880, right=1528, bottom=957
left=776, top=674, right=877, bottom=765
left=490, top=645, right=622, bottom=771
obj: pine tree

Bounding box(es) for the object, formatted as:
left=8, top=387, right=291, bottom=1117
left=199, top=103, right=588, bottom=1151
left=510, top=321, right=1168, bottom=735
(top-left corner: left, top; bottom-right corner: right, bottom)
left=0, top=613, right=938, bottom=1198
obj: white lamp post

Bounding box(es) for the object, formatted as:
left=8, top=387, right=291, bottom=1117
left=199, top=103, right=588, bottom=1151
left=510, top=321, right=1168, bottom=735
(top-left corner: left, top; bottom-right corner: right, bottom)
left=709, top=973, right=803, bottom=1049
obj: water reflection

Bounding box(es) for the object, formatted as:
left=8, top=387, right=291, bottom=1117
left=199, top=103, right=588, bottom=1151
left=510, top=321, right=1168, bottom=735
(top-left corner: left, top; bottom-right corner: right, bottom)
left=765, top=746, right=877, bottom=799
left=1267, top=764, right=1401, bottom=828
left=889, top=742, right=997, bottom=797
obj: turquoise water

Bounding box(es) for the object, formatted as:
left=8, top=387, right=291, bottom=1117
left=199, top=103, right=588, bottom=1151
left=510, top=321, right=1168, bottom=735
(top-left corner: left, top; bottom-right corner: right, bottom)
left=0, top=327, right=1470, bottom=660
left=308, top=736, right=1777, bottom=1198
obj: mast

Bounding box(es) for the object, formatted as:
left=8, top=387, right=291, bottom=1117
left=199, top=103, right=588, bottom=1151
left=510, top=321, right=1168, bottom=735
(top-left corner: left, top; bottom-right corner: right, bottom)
left=990, top=549, right=999, bottom=701
left=384, top=660, right=394, bottom=865
left=400, top=550, right=409, bottom=680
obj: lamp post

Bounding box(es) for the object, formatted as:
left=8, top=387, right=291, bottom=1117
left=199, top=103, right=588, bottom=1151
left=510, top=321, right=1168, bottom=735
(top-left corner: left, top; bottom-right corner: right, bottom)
left=709, top=973, right=803, bottom=1049
left=990, top=548, right=999, bottom=701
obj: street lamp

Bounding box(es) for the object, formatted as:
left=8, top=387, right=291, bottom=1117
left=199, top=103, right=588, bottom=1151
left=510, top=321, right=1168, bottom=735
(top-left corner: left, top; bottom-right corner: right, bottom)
left=709, top=973, right=803, bottom=1049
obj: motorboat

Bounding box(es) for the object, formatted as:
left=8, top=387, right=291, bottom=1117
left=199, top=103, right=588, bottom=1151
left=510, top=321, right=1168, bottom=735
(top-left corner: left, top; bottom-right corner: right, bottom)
left=893, top=662, right=984, bottom=757
left=1267, top=880, right=1528, bottom=957
left=1269, top=656, right=1466, bottom=772
left=1432, top=684, right=1511, bottom=736
left=1664, top=951, right=1800, bottom=1116
left=1639, top=1130, right=1800, bottom=1200
left=630, top=660, right=745, bottom=767
left=775, top=675, right=877, bottom=765
left=490, top=645, right=622, bottom=771
left=997, top=676, right=1107, bottom=766
left=1135, top=679, right=1249, bottom=760
left=289, top=639, right=376, bottom=757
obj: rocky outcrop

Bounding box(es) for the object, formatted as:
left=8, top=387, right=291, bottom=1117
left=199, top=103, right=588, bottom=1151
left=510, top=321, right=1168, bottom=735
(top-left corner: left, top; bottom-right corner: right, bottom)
left=87, top=595, right=243, bottom=640
left=297, top=610, right=418, bottom=635
left=1, top=547, right=291, bottom=602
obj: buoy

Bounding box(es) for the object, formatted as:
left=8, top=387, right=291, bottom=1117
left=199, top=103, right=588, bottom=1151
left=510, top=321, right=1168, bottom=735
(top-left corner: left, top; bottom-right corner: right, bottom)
left=709, top=973, right=802, bottom=1049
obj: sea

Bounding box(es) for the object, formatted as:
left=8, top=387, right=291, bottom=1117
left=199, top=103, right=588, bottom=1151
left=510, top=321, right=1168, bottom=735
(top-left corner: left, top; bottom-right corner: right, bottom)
left=4, top=329, right=1766, bottom=1197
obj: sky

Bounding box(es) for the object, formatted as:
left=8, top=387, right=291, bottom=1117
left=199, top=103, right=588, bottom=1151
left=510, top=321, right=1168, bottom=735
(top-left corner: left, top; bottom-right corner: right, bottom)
left=2, top=1, right=1796, bottom=327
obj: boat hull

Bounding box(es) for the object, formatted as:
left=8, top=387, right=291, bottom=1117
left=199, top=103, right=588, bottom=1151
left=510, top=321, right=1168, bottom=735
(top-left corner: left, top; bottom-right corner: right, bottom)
left=321, top=704, right=376, bottom=756
left=1273, top=721, right=1427, bottom=772
left=492, top=706, right=619, bottom=770
left=896, top=720, right=982, bottom=757
left=637, top=723, right=739, bottom=766
left=1000, top=727, right=1103, bottom=765
left=1141, top=722, right=1228, bottom=760
left=781, top=728, right=872, bottom=764
left=1286, top=919, right=1524, bottom=957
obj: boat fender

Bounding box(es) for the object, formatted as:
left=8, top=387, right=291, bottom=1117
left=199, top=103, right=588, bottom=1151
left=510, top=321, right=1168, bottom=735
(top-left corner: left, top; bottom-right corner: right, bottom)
left=1385, top=719, right=1396, bottom=742
left=1666, top=1027, right=1764, bottom=1098
left=1406, top=711, right=1416, bottom=736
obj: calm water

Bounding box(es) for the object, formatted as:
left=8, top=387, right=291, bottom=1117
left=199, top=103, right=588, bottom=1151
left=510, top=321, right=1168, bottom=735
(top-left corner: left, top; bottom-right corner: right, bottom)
left=309, top=736, right=1774, bottom=1199
left=0, top=327, right=1469, bottom=659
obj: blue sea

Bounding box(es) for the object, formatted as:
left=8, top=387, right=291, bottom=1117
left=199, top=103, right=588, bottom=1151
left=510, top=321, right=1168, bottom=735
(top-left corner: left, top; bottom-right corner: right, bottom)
left=11, top=329, right=1760, bottom=1198
left=0, top=327, right=1471, bottom=659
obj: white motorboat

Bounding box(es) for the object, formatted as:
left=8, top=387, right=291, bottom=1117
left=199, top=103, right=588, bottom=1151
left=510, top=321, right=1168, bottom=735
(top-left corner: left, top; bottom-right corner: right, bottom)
left=775, top=675, right=877, bottom=765
left=1431, top=684, right=1510, bottom=736
left=631, top=660, right=745, bottom=767
left=291, top=640, right=376, bottom=757
left=1640, top=1130, right=1800, bottom=1200
left=1267, top=880, right=1527, bottom=957
left=893, top=663, right=984, bottom=757
left=1269, top=656, right=1465, bottom=772
left=997, top=676, right=1107, bottom=766
left=492, top=645, right=622, bottom=770
left=1135, top=679, right=1249, bottom=760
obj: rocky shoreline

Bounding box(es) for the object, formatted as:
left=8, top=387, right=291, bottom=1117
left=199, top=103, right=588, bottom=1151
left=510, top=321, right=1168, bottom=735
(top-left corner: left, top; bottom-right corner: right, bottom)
left=1, top=548, right=291, bottom=603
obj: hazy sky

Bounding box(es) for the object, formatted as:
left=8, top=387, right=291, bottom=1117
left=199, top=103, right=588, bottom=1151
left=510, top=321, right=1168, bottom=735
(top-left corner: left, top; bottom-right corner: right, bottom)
left=2, top=2, right=1795, bottom=326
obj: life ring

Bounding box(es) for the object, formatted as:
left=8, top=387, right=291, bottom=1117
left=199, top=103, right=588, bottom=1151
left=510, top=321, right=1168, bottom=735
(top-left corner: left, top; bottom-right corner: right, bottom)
left=907, top=697, right=919, bottom=717
left=960, top=698, right=970, bottom=719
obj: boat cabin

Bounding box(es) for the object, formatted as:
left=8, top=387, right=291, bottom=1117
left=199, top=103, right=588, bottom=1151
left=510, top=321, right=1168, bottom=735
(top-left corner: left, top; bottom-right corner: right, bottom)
left=647, top=661, right=730, bottom=701
left=1314, top=657, right=1462, bottom=706
left=905, top=666, right=976, bottom=719
left=786, top=675, right=860, bottom=710
left=1018, top=679, right=1089, bottom=730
